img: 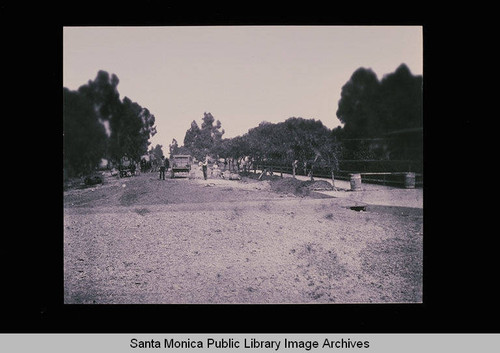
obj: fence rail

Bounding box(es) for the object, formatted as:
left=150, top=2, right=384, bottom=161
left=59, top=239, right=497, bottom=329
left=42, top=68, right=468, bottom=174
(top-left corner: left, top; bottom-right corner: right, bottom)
left=244, top=161, right=423, bottom=188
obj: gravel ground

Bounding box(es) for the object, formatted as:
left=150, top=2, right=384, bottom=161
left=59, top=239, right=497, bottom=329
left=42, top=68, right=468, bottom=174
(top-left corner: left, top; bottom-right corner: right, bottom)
left=63, top=168, right=423, bottom=304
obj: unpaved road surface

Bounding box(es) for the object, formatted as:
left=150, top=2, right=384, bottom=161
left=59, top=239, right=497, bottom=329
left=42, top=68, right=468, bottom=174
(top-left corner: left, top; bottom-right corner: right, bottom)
left=64, top=170, right=423, bottom=304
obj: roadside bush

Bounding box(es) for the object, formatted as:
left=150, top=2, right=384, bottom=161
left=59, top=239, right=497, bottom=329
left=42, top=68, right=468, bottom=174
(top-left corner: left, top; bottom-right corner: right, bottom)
left=84, top=175, right=103, bottom=186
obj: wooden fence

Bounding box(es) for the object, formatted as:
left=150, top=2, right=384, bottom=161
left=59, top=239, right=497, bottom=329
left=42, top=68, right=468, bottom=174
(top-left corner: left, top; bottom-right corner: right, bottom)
left=248, top=160, right=423, bottom=188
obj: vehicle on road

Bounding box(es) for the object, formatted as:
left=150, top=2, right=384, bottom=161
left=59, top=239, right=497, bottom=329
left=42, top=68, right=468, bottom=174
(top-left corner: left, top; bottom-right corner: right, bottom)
left=170, top=155, right=192, bottom=178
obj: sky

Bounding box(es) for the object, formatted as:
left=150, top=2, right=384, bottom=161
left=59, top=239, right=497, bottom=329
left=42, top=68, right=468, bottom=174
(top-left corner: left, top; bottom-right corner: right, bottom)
left=63, top=26, right=423, bottom=152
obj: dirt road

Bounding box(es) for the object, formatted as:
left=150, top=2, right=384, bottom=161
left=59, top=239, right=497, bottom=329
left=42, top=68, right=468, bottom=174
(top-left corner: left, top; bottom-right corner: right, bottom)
left=63, top=170, right=423, bottom=304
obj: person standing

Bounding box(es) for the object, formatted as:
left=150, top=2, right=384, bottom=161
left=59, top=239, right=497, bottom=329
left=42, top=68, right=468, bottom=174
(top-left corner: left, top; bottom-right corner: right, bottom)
left=292, top=160, right=298, bottom=178
left=202, top=157, right=208, bottom=180
left=140, top=158, right=146, bottom=173
left=159, top=156, right=166, bottom=180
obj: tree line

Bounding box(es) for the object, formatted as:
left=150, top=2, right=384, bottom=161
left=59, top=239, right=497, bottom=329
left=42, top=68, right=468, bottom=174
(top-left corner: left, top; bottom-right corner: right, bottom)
left=64, top=64, right=422, bottom=178
left=178, top=63, right=423, bottom=174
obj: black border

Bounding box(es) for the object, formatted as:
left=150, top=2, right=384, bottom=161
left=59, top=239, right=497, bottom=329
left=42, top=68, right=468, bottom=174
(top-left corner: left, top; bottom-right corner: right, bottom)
left=5, top=2, right=493, bottom=334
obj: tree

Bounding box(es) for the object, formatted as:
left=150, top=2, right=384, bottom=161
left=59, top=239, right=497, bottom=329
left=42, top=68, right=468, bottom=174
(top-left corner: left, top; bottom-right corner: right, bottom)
left=284, top=118, right=325, bottom=163
left=108, top=96, right=156, bottom=162
left=225, top=135, right=251, bottom=171
left=149, top=144, right=164, bottom=160
left=63, top=87, right=107, bottom=177
left=169, top=138, right=179, bottom=156
left=64, top=70, right=122, bottom=176
left=280, top=117, right=337, bottom=179
left=77, top=70, right=122, bottom=136
left=183, top=112, right=225, bottom=160
left=75, top=70, right=157, bottom=163
left=201, top=112, right=225, bottom=142
left=183, top=120, right=200, bottom=150
left=336, top=67, right=381, bottom=138
left=245, top=121, right=277, bottom=167
left=63, top=70, right=158, bottom=177
left=378, top=64, right=423, bottom=132
left=378, top=64, right=423, bottom=160
left=241, top=117, right=340, bottom=179
left=336, top=64, right=423, bottom=161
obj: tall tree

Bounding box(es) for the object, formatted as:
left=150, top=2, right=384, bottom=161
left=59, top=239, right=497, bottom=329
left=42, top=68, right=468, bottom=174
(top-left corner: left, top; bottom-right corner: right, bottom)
left=64, top=70, right=158, bottom=176
left=336, top=64, right=423, bottom=161
left=336, top=67, right=381, bottom=138
left=183, top=112, right=225, bottom=160
left=378, top=63, right=423, bottom=132
left=108, top=96, right=156, bottom=162
left=149, top=144, right=164, bottom=160
left=63, top=87, right=107, bottom=177
left=169, top=138, right=179, bottom=156
left=283, top=117, right=328, bottom=164
left=77, top=70, right=121, bottom=135
left=245, top=121, right=276, bottom=166
left=169, top=139, right=191, bottom=156
left=183, top=120, right=200, bottom=152
left=201, top=112, right=225, bottom=142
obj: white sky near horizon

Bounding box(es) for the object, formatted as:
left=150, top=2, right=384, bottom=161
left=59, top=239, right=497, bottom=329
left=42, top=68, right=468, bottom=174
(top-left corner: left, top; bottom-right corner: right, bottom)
left=63, top=26, right=422, bottom=152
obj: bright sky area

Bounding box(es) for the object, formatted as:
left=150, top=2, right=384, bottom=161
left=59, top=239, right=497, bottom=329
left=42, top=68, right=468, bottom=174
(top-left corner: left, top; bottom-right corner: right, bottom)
left=63, top=26, right=423, bottom=151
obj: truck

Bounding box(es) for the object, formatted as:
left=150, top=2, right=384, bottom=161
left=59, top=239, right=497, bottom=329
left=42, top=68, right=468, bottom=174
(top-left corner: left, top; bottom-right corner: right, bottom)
left=170, top=155, right=193, bottom=178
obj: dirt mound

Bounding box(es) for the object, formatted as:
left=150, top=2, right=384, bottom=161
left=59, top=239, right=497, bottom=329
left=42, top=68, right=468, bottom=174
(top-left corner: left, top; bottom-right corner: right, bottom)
left=269, top=178, right=333, bottom=197
left=304, top=180, right=334, bottom=191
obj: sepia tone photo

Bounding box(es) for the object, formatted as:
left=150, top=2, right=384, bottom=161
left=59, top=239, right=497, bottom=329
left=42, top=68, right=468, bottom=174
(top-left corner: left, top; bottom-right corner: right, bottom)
left=63, top=26, right=423, bottom=304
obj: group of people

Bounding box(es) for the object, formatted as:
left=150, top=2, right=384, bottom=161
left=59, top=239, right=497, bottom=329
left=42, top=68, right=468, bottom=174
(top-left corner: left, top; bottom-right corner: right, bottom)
left=157, top=155, right=208, bottom=180
left=156, top=156, right=244, bottom=181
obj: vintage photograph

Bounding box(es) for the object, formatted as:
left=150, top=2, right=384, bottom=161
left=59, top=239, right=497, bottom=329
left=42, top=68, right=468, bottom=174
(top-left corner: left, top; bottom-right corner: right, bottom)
left=63, top=26, right=423, bottom=304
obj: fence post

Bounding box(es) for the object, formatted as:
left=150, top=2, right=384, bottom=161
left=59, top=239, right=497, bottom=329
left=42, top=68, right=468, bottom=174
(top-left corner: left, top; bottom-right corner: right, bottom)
left=350, top=173, right=362, bottom=191
left=404, top=172, right=415, bottom=189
